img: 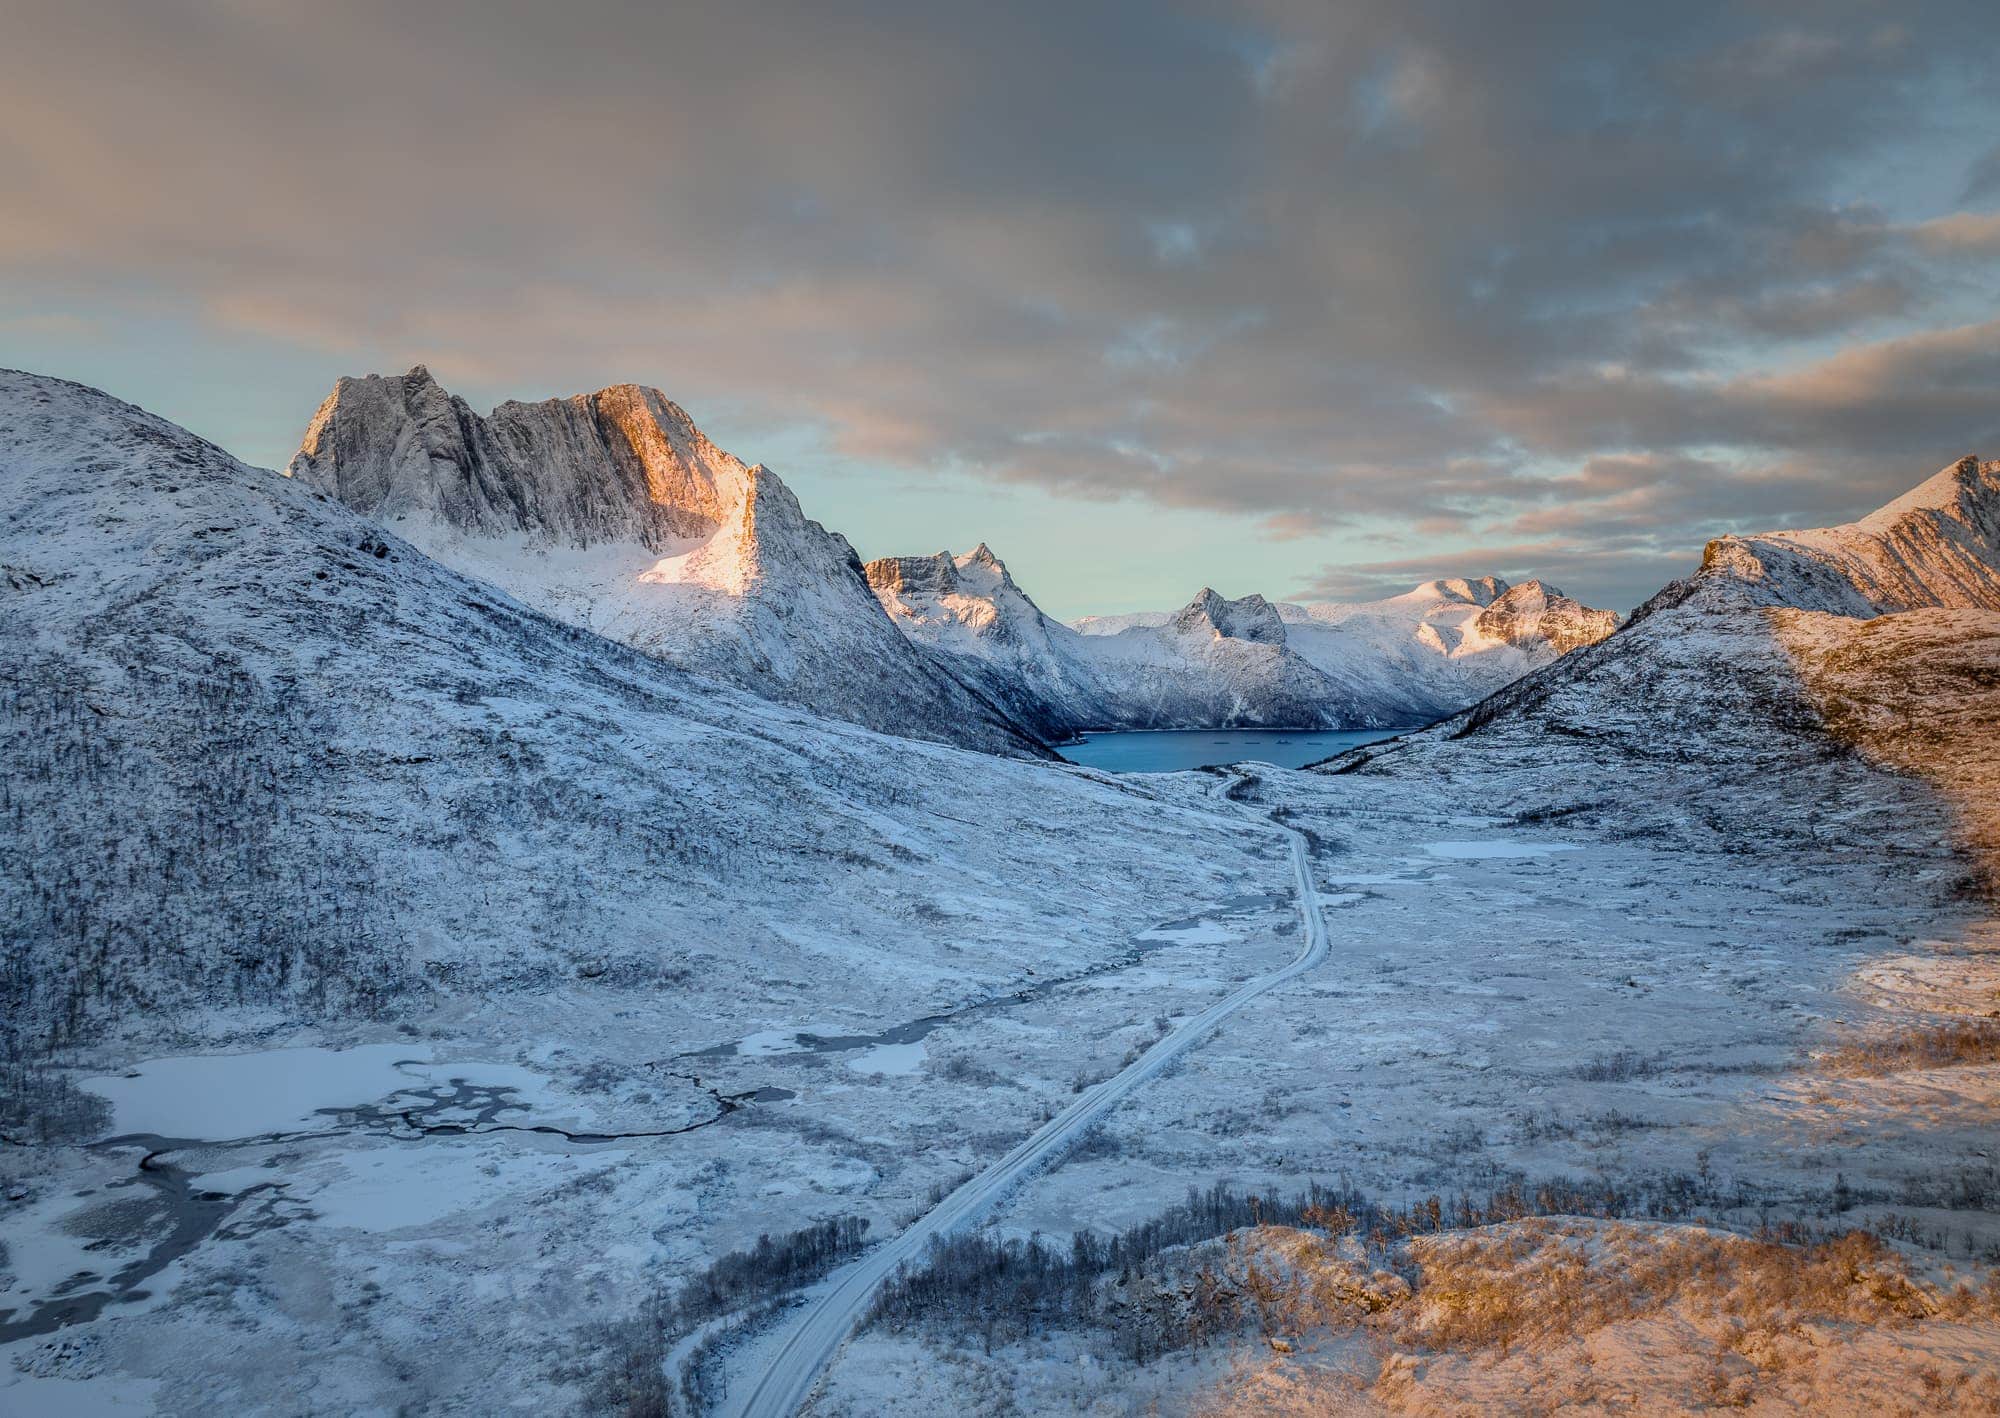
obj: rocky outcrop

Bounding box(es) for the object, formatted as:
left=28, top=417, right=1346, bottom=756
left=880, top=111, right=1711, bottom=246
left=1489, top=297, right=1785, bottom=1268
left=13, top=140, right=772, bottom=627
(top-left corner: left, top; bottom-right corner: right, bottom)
left=290, top=369, right=1050, bottom=758
left=1474, top=581, right=1622, bottom=656
left=865, top=551, right=963, bottom=598
left=1172, top=589, right=1287, bottom=645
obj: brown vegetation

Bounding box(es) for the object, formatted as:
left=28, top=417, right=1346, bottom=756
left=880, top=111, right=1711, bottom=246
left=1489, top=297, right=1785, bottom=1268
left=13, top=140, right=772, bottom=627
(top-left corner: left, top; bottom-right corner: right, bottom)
left=1190, top=1217, right=2000, bottom=1417
left=1823, top=1020, right=2000, bottom=1077
left=1775, top=607, right=2000, bottom=897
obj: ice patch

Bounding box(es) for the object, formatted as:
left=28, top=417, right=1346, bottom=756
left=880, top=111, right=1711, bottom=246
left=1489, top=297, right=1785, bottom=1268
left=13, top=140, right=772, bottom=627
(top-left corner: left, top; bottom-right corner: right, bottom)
left=844, top=1041, right=927, bottom=1076
left=195, top=1142, right=631, bottom=1233
left=1, top=1192, right=114, bottom=1296
left=733, top=1029, right=815, bottom=1057
left=82, top=1044, right=433, bottom=1140
left=1423, top=840, right=1580, bottom=859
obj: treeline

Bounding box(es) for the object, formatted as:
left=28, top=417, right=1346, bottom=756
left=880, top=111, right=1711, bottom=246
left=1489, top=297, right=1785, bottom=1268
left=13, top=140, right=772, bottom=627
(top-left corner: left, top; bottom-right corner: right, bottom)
left=671, top=1215, right=870, bottom=1332
left=595, top=1214, right=871, bottom=1417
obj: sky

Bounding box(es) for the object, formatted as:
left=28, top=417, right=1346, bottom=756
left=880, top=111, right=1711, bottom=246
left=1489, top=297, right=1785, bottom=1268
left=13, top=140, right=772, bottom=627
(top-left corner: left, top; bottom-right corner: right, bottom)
left=4, top=1, right=2000, bottom=618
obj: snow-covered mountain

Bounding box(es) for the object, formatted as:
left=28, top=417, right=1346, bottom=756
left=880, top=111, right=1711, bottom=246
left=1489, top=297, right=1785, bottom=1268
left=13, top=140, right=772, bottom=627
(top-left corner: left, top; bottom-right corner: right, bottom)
left=864, top=545, right=1109, bottom=738
left=1336, top=456, right=2000, bottom=778
left=0, top=369, right=1266, bottom=1053
left=870, top=549, right=1618, bottom=733
left=1697, top=455, right=2000, bottom=616
left=288, top=368, right=1048, bottom=758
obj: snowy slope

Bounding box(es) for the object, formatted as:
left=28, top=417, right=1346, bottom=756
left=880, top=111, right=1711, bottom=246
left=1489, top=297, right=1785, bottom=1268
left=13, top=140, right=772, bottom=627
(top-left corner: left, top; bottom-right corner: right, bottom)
left=1274, top=577, right=1619, bottom=724
left=1332, top=455, right=2000, bottom=780
left=1700, top=455, right=2000, bottom=617
left=874, top=550, right=1617, bottom=733
left=289, top=368, right=1048, bottom=758
left=0, top=370, right=1271, bottom=1052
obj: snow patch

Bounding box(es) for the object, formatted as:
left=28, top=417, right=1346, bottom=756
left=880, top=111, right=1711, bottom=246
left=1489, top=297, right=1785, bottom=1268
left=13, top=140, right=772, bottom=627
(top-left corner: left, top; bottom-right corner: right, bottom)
left=1423, top=841, right=1581, bottom=859
left=844, top=1041, right=928, bottom=1076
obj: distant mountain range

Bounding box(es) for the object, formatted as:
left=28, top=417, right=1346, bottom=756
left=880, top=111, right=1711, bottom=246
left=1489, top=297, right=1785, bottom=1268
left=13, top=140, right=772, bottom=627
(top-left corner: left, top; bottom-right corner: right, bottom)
left=870, top=550, right=1618, bottom=738
left=0, top=369, right=1251, bottom=1050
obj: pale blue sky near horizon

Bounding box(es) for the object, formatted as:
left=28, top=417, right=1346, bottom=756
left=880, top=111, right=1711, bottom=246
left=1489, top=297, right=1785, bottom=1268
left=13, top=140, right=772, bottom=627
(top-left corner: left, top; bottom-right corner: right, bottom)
left=6, top=1, right=2000, bottom=618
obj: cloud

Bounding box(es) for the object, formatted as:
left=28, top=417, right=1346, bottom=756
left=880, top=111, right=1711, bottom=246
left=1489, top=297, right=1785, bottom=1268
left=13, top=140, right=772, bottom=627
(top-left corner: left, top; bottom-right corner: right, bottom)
left=3, top=0, right=2000, bottom=610
left=1909, top=211, right=2000, bottom=255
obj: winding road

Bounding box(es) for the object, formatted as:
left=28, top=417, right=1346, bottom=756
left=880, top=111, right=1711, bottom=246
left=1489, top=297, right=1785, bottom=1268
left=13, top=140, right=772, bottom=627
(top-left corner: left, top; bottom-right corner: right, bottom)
left=723, top=809, right=1329, bottom=1418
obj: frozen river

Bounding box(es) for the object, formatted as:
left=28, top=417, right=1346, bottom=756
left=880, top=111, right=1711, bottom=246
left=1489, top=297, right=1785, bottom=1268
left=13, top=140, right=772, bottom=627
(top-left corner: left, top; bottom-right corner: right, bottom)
left=1057, top=726, right=1406, bottom=773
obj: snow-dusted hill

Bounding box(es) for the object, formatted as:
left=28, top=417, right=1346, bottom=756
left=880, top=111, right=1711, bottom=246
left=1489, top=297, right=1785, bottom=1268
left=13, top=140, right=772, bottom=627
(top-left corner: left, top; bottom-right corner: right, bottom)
left=0, top=370, right=1269, bottom=1052
left=289, top=368, right=1048, bottom=758
left=1701, top=455, right=2000, bottom=617
left=1331, top=456, right=2000, bottom=781
left=871, top=549, right=1617, bottom=733
left=864, top=545, right=1110, bottom=739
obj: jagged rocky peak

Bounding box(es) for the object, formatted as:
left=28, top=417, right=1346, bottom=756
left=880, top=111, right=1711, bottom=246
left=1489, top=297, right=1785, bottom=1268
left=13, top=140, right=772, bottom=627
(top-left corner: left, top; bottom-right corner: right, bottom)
left=867, top=543, right=1029, bottom=605
left=289, top=365, right=757, bottom=550
left=285, top=367, right=1046, bottom=757
left=955, top=542, right=1021, bottom=594
left=1697, top=454, right=2000, bottom=617
left=1173, top=588, right=1287, bottom=645
left=1475, top=580, right=1622, bottom=655
left=1854, top=454, right=2000, bottom=535
left=863, top=550, right=961, bottom=597
left=1414, top=575, right=1507, bottom=606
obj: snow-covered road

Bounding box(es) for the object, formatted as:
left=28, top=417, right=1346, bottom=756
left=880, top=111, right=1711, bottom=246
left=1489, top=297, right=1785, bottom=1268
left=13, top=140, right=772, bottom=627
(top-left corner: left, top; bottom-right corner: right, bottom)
left=724, top=812, right=1330, bottom=1418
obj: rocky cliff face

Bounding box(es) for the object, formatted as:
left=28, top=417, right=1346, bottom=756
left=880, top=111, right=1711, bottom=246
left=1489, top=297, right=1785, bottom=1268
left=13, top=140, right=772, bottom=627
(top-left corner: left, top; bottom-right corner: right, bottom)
left=1474, top=581, right=1623, bottom=656
left=291, top=368, right=745, bottom=548
left=289, top=369, right=1049, bottom=758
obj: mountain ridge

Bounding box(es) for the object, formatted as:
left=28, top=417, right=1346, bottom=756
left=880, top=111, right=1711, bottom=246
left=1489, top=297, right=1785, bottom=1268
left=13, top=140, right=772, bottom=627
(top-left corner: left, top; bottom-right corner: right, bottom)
left=1325, top=454, right=2000, bottom=777
left=288, top=367, right=1051, bottom=758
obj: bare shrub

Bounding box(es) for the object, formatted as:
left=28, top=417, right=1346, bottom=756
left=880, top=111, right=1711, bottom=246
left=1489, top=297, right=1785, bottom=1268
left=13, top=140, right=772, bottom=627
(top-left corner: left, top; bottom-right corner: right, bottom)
left=1824, top=1021, right=2000, bottom=1076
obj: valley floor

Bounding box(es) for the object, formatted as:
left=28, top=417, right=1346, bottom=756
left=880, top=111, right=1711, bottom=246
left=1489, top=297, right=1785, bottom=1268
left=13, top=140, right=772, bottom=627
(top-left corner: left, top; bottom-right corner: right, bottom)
left=4, top=741, right=1997, bottom=1415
